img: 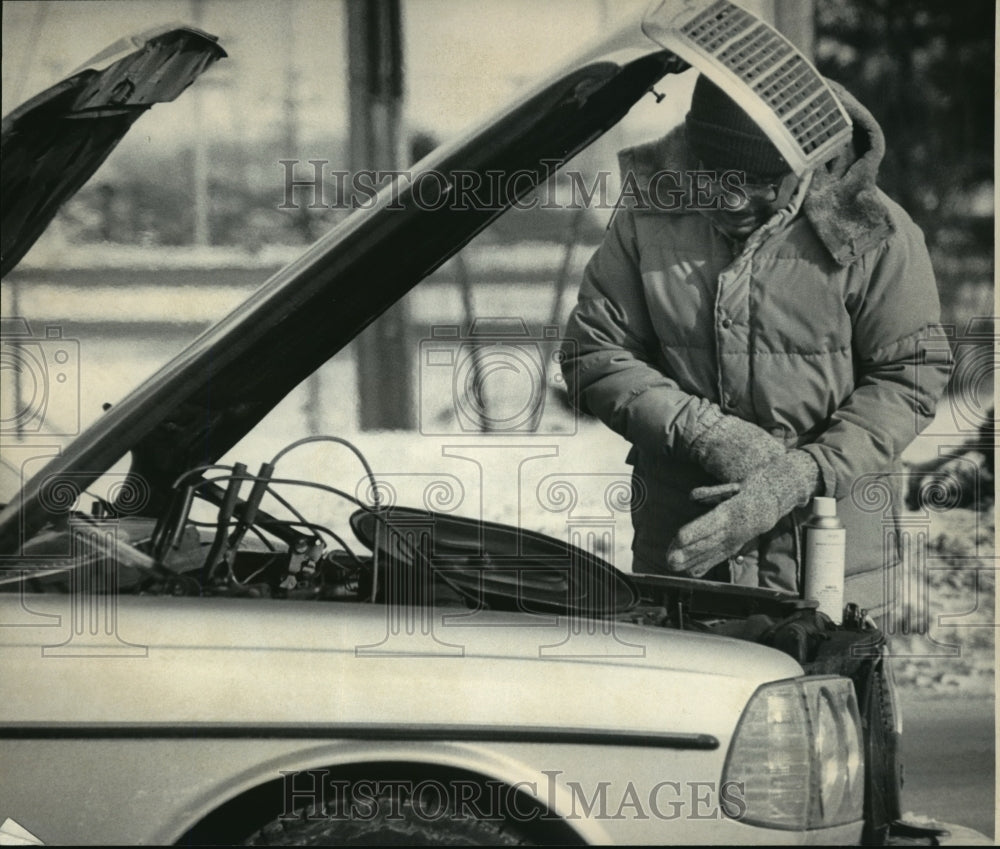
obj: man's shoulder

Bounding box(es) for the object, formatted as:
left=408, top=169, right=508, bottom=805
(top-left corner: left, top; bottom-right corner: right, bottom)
left=608, top=202, right=709, bottom=244
left=615, top=126, right=715, bottom=218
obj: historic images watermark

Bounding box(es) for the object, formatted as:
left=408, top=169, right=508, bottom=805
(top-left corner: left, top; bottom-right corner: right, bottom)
left=350, top=448, right=645, bottom=659
left=0, top=465, right=151, bottom=657
left=277, top=160, right=754, bottom=213
left=350, top=311, right=644, bottom=658
left=0, top=317, right=146, bottom=654
left=280, top=770, right=748, bottom=823
left=418, top=319, right=572, bottom=436
left=849, top=316, right=997, bottom=657
left=0, top=317, right=80, bottom=439
left=917, top=317, right=997, bottom=439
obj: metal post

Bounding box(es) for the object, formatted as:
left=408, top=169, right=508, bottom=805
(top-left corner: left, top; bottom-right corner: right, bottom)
left=190, top=0, right=210, bottom=246
left=347, top=0, right=413, bottom=430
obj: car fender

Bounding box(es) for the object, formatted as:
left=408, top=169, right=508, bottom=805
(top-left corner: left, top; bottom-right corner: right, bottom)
left=159, top=738, right=608, bottom=845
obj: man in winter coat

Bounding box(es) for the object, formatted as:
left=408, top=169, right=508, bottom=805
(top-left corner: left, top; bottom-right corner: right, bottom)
left=560, top=75, right=952, bottom=612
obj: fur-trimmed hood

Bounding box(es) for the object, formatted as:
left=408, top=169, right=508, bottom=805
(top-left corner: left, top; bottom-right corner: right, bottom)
left=616, top=80, right=894, bottom=266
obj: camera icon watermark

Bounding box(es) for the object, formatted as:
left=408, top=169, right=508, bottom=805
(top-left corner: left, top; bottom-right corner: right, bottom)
left=418, top=318, right=576, bottom=436
left=0, top=317, right=80, bottom=437
left=851, top=468, right=994, bottom=659
left=0, top=464, right=151, bottom=657
left=918, top=316, right=996, bottom=437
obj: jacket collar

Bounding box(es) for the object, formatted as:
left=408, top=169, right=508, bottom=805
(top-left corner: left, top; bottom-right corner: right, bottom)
left=616, top=80, right=894, bottom=266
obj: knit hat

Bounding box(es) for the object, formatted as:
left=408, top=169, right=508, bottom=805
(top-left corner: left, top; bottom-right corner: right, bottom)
left=685, top=75, right=790, bottom=178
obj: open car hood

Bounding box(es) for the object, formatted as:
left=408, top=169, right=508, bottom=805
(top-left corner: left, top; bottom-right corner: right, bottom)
left=0, top=23, right=687, bottom=553
left=0, top=25, right=226, bottom=277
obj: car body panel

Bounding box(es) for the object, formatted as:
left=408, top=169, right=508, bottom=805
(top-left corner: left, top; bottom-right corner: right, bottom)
left=0, top=598, right=804, bottom=728
left=1, top=597, right=861, bottom=846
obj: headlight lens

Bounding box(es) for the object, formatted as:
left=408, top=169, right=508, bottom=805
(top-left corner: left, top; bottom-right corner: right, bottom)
left=722, top=676, right=865, bottom=830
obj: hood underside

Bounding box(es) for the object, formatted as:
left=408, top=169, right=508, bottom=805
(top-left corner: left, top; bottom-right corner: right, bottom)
left=0, top=25, right=226, bottom=277
left=0, top=25, right=687, bottom=552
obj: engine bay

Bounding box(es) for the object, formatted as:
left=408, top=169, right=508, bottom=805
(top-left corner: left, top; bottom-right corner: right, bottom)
left=8, top=433, right=880, bottom=652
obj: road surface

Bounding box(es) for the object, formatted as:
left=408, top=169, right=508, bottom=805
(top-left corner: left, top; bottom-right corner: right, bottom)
left=899, top=694, right=995, bottom=841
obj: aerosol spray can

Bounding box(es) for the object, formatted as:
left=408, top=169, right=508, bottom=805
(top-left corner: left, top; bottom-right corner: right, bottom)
left=803, top=497, right=846, bottom=623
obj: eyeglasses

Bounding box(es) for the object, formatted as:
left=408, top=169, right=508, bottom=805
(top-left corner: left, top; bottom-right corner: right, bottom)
left=740, top=172, right=796, bottom=201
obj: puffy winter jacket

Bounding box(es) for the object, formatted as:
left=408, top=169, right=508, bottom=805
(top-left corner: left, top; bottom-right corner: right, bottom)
left=561, top=83, right=952, bottom=605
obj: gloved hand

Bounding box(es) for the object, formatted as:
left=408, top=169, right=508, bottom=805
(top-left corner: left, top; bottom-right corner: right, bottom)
left=666, top=450, right=821, bottom=577
left=688, top=411, right=786, bottom=483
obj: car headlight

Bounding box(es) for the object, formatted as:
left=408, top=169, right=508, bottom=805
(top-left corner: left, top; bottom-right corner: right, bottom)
left=722, top=676, right=865, bottom=830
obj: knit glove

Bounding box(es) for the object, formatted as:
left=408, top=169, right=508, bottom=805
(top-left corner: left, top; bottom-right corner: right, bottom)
left=666, top=450, right=822, bottom=577
left=688, top=411, right=786, bottom=483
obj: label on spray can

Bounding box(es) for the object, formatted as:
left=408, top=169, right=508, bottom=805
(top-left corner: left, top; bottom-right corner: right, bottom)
left=803, top=497, right=846, bottom=623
